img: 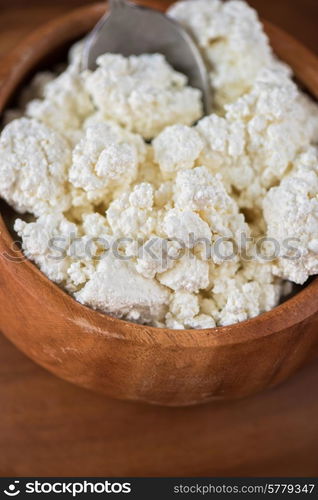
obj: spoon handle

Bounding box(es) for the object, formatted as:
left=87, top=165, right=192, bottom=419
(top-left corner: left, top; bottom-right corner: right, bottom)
left=109, top=0, right=129, bottom=9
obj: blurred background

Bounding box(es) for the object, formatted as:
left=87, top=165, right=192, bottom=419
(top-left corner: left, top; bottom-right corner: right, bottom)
left=0, top=0, right=317, bottom=58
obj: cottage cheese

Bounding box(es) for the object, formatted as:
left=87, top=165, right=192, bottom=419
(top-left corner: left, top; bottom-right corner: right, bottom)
left=84, top=53, right=203, bottom=139
left=14, top=213, right=78, bottom=283
left=168, top=0, right=289, bottom=107
left=75, top=254, right=170, bottom=324
left=69, top=121, right=146, bottom=204
left=263, top=147, right=318, bottom=284
left=0, top=118, right=72, bottom=216
left=1, top=0, right=318, bottom=329
left=26, top=68, right=94, bottom=146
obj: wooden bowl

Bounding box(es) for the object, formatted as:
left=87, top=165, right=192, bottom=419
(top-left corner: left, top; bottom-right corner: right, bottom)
left=1, top=2, right=318, bottom=407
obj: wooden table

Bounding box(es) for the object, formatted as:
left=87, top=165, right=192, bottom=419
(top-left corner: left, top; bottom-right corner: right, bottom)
left=1, top=333, right=318, bottom=477
left=1, top=0, right=318, bottom=477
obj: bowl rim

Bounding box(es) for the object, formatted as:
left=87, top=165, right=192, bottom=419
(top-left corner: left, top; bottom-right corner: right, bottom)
left=1, top=1, right=318, bottom=348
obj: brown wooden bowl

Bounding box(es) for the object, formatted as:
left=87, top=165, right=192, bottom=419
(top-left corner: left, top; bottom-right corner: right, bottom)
left=1, top=2, right=318, bottom=407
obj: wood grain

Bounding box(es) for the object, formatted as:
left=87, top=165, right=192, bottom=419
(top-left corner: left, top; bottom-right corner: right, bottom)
left=1, top=333, right=318, bottom=477
left=0, top=0, right=318, bottom=476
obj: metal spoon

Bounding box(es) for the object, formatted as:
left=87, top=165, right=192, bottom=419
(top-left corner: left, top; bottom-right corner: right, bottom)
left=82, top=0, right=211, bottom=114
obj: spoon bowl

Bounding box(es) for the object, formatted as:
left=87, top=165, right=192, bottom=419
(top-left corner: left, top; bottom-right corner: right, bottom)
left=83, top=0, right=211, bottom=113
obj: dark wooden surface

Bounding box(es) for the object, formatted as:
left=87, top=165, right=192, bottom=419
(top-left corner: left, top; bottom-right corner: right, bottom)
left=1, top=333, right=318, bottom=477
left=0, top=0, right=318, bottom=477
